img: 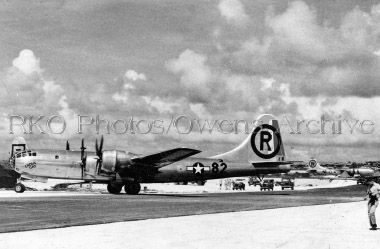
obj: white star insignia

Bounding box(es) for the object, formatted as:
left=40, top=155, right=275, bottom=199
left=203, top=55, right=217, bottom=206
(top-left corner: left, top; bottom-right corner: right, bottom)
left=193, top=163, right=203, bottom=174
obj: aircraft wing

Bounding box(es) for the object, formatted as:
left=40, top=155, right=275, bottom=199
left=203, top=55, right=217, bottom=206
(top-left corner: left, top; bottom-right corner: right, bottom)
left=131, top=148, right=201, bottom=168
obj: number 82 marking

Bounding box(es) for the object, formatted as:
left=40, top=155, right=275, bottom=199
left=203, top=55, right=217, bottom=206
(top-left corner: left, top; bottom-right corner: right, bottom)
left=211, top=160, right=227, bottom=173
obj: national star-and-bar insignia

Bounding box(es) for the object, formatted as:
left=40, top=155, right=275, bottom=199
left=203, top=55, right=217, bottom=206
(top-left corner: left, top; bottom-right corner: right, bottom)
left=186, top=162, right=210, bottom=174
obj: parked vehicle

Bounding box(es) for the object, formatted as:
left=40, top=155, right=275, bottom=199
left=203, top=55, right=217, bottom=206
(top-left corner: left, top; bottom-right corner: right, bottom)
left=280, top=178, right=294, bottom=190
left=260, top=179, right=274, bottom=191
left=248, top=176, right=261, bottom=186
left=357, top=177, right=367, bottom=185
left=232, top=181, right=245, bottom=190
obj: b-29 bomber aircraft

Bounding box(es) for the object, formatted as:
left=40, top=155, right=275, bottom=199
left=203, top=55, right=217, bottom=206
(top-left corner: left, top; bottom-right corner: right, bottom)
left=11, top=114, right=292, bottom=194
left=287, top=158, right=375, bottom=179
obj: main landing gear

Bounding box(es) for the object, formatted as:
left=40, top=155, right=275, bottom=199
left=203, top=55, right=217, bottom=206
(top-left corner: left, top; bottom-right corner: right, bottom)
left=124, top=182, right=141, bottom=195
left=107, top=182, right=141, bottom=195
left=15, top=183, right=26, bottom=193
left=107, top=183, right=123, bottom=194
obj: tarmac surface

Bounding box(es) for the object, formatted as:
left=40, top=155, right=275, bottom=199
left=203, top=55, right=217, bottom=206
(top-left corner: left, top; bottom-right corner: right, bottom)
left=0, top=185, right=365, bottom=233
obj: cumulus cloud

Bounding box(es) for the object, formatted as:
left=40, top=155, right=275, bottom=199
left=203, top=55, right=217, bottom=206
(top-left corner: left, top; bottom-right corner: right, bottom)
left=142, top=96, right=180, bottom=114
left=189, top=103, right=209, bottom=118
left=218, top=0, right=249, bottom=26
left=160, top=1, right=380, bottom=159
left=266, top=1, right=332, bottom=60
left=112, top=92, right=128, bottom=104
left=166, top=49, right=212, bottom=88
left=112, top=70, right=149, bottom=108
left=228, top=1, right=380, bottom=98
left=125, top=69, right=146, bottom=81
left=158, top=1, right=380, bottom=158
left=0, top=49, right=76, bottom=139
left=165, top=49, right=297, bottom=118
left=12, top=49, right=42, bottom=75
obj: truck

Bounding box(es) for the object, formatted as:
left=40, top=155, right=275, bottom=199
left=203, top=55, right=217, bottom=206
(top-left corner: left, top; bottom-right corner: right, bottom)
left=260, top=179, right=274, bottom=191
left=280, top=178, right=294, bottom=190
left=248, top=176, right=261, bottom=186
left=232, top=181, right=246, bottom=190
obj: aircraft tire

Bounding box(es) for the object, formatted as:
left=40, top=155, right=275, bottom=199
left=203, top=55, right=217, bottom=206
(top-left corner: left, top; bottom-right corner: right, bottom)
left=107, top=183, right=122, bottom=194
left=15, top=183, right=25, bottom=193
left=124, top=182, right=141, bottom=195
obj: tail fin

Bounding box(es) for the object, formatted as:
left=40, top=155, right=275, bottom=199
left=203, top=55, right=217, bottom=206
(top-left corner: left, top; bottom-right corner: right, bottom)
left=307, top=159, right=319, bottom=169
left=211, top=114, right=285, bottom=163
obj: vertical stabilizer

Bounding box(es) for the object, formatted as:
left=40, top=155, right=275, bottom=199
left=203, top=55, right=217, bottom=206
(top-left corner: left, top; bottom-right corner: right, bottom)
left=211, top=114, right=285, bottom=163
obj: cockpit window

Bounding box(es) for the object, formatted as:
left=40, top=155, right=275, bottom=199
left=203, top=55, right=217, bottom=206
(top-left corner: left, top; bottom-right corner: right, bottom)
left=32, top=152, right=36, bottom=156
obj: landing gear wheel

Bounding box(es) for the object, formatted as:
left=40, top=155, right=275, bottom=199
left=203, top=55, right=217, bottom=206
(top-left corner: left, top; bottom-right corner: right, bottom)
left=15, top=183, right=25, bottom=193
left=107, top=183, right=123, bottom=194
left=124, top=182, right=141, bottom=195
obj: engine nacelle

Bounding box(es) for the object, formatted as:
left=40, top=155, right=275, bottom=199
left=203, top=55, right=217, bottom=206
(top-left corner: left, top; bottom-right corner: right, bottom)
left=101, top=150, right=133, bottom=173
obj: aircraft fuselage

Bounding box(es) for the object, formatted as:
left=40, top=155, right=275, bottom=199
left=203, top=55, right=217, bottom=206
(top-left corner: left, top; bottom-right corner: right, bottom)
left=13, top=149, right=290, bottom=183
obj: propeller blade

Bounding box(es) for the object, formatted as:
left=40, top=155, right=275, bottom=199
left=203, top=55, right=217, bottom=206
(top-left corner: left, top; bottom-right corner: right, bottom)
left=81, top=138, right=86, bottom=151
left=95, top=138, right=99, bottom=156
left=95, top=135, right=104, bottom=159
left=80, top=138, right=87, bottom=180
left=99, top=135, right=104, bottom=153
left=95, top=136, right=104, bottom=174
left=81, top=163, right=84, bottom=179
left=81, top=139, right=86, bottom=159
left=81, top=151, right=87, bottom=179
left=66, top=141, right=70, bottom=151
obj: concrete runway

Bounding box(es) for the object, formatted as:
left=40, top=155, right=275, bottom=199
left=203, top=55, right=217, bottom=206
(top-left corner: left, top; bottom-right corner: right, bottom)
left=0, top=185, right=365, bottom=233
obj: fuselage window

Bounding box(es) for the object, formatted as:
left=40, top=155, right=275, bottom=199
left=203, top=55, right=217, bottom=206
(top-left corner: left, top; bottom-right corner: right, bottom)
left=55, top=155, right=59, bottom=159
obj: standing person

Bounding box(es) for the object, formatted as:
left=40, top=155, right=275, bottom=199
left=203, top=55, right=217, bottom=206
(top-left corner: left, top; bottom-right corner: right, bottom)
left=366, top=180, right=380, bottom=230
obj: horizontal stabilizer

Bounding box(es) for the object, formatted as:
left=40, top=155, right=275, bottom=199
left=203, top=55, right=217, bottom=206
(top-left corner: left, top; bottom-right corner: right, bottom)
left=132, top=148, right=201, bottom=168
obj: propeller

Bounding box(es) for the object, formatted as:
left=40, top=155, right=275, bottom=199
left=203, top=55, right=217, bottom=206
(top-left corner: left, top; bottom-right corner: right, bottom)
left=95, top=135, right=104, bottom=174
left=66, top=141, right=70, bottom=151
left=80, top=138, right=87, bottom=179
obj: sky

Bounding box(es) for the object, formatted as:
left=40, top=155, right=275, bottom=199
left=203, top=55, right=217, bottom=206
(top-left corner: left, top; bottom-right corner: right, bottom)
left=0, top=0, right=380, bottom=161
